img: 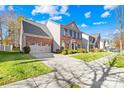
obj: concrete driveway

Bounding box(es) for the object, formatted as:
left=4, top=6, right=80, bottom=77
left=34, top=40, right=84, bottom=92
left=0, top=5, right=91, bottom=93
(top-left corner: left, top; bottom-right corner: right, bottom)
left=1, top=53, right=124, bottom=88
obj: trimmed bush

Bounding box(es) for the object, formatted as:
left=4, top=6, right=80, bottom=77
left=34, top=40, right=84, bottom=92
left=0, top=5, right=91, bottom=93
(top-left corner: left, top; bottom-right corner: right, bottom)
left=99, top=49, right=104, bottom=52
left=62, top=50, right=68, bottom=55
left=72, top=50, right=78, bottom=54
left=90, top=48, right=94, bottom=52
left=23, top=46, right=31, bottom=54
left=78, top=48, right=87, bottom=53
left=62, top=48, right=68, bottom=55
left=90, top=48, right=104, bottom=52
left=56, top=49, right=62, bottom=54
left=68, top=49, right=73, bottom=54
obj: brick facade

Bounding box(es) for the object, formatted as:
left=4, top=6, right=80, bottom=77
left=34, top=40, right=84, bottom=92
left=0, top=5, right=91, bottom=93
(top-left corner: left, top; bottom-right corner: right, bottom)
left=25, top=35, right=53, bottom=47
left=60, top=30, right=82, bottom=49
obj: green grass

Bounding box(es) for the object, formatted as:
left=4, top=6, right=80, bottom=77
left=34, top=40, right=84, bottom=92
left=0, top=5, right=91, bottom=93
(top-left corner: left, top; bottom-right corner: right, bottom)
left=65, top=84, right=81, bottom=88
left=0, top=51, right=52, bottom=86
left=108, top=55, right=124, bottom=68
left=71, top=52, right=112, bottom=62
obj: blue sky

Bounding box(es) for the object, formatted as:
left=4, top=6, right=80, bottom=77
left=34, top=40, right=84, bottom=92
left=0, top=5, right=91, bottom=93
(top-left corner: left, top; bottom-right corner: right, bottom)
left=0, top=5, right=120, bottom=39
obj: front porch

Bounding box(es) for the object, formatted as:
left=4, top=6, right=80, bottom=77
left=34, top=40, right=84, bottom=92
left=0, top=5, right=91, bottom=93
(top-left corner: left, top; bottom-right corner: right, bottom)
left=61, top=39, right=81, bottom=50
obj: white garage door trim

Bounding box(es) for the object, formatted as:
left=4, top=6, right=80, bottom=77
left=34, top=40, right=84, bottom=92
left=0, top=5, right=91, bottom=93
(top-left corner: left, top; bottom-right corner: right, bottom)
left=30, top=44, right=51, bottom=54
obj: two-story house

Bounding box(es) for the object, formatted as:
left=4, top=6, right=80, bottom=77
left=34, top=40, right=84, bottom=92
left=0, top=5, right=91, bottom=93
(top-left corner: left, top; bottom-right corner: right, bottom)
left=20, top=19, right=53, bottom=54
left=46, top=20, right=82, bottom=52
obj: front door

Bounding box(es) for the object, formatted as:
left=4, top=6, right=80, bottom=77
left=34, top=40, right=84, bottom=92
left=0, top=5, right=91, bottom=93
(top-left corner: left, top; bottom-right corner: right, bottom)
left=72, top=43, right=74, bottom=50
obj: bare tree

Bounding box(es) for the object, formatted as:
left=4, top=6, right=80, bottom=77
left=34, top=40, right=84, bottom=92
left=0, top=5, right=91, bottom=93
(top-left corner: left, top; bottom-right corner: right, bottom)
left=6, top=8, right=19, bottom=47
left=116, top=6, right=124, bottom=55
left=0, top=16, right=3, bottom=45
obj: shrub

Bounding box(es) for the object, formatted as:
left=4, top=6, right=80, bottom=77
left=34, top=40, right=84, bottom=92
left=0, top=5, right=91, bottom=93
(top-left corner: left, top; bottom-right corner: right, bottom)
left=23, top=46, right=31, bottom=54
left=63, top=48, right=68, bottom=51
left=68, top=49, right=73, bottom=54
left=72, top=50, right=78, bottom=54
left=62, top=48, right=68, bottom=55
left=78, top=48, right=87, bottom=53
left=62, top=50, right=68, bottom=55
left=56, top=49, right=62, bottom=54
left=90, top=48, right=104, bottom=52
left=90, top=48, right=94, bottom=52
left=99, top=49, right=104, bottom=52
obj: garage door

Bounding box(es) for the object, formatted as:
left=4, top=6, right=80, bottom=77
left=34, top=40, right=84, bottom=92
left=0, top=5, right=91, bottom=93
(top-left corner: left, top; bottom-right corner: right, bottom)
left=30, top=44, right=51, bottom=54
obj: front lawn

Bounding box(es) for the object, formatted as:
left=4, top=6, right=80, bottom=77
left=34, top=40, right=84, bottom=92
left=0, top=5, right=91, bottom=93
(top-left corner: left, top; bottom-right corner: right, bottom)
left=0, top=51, right=52, bottom=86
left=71, top=52, right=112, bottom=62
left=108, top=55, right=124, bottom=68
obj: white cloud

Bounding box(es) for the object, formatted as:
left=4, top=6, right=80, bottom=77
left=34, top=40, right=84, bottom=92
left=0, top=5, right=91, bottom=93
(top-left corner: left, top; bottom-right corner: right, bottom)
left=32, top=5, right=70, bottom=17
left=81, top=23, right=88, bottom=28
left=0, top=5, right=5, bottom=11
left=101, top=11, right=110, bottom=18
left=93, top=21, right=107, bottom=25
left=36, top=20, right=46, bottom=24
left=8, top=6, right=14, bottom=11
left=32, top=5, right=58, bottom=16
left=84, top=11, right=91, bottom=18
left=113, top=29, right=119, bottom=34
left=104, top=5, right=118, bottom=10
left=60, top=5, right=70, bottom=16
left=50, top=16, right=62, bottom=20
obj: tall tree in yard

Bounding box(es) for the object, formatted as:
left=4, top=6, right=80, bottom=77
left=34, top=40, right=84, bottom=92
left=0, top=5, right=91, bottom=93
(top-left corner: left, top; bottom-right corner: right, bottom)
left=113, top=34, right=120, bottom=49
left=17, top=15, right=26, bottom=47
left=7, top=8, right=19, bottom=47
left=0, top=17, right=2, bottom=45
left=0, top=14, right=8, bottom=45
left=116, top=6, right=124, bottom=55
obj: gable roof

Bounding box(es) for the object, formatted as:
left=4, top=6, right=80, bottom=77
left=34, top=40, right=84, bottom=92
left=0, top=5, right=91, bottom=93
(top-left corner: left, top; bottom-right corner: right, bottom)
left=62, top=21, right=81, bottom=32
left=22, top=19, right=52, bottom=38
left=92, top=33, right=100, bottom=38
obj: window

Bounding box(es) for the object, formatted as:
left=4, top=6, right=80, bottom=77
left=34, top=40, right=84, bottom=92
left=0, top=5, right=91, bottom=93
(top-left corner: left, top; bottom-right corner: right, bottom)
left=72, top=32, right=75, bottom=39
left=79, top=33, right=82, bottom=39
left=67, top=29, right=70, bottom=37
left=61, top=29, right=65, bottom=36
left=76, top=32, right=78, bottom=39
left=70, top=24, right=75, bottom=28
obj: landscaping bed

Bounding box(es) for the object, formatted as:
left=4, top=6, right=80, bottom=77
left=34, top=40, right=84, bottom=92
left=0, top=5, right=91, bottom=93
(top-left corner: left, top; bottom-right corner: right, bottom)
left=71, top=52, right=112, bottom=62
left=0, top=51, right=52, bottom=86
left=108, top=54, right=124, bottom=68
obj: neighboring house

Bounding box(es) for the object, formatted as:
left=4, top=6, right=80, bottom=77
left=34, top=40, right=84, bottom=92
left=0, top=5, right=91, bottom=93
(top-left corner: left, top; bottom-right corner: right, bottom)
left=100, top=39, right=105, bottom=50
left=104, top=39, right=112, bottom=51
left=92, top=33, right=101, bottom=49
left=82, top=32, right=90, bottom=52
left=46, top=20, right=82, bottom=52
left=88, top=33, right=101, bottom=50
left=20, top=19, right=53, bottom=53
left=82, top=32, right=102, bottom=52
left=89, top=35, right=95, bottom=50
